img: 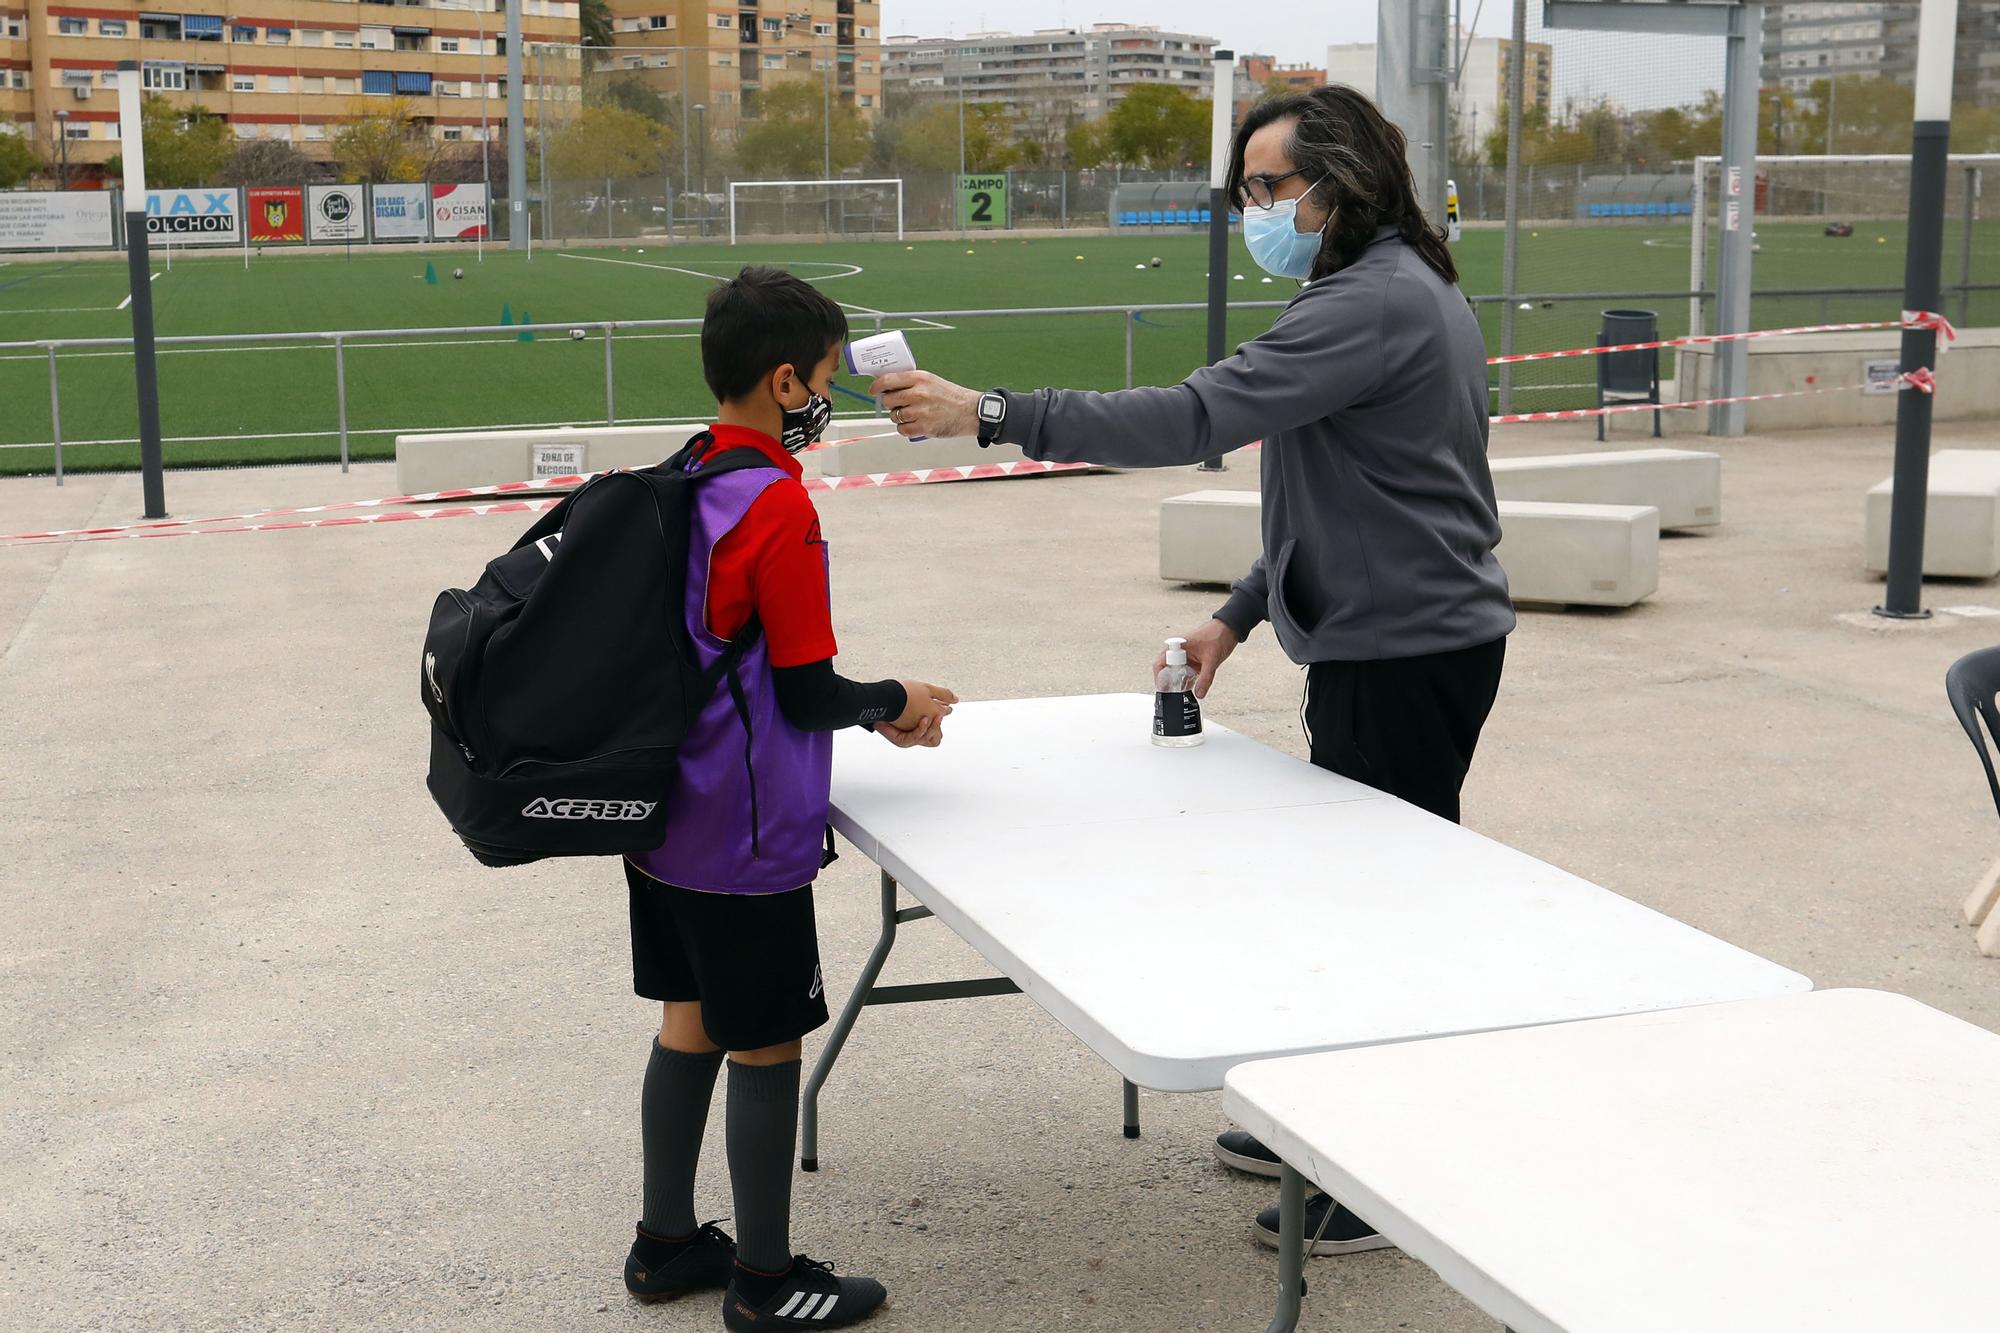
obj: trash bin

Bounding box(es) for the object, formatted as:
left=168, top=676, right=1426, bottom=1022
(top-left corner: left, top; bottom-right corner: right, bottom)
left=1596, top=308, right=1662, bottom=441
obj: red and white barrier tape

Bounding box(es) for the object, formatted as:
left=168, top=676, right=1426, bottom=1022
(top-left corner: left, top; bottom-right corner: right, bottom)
left=1490, top=372, right=1932, bottom=426
left=1485, top=309, right=1957, bottom=367
left=1, top=460, right=1092, bottom=548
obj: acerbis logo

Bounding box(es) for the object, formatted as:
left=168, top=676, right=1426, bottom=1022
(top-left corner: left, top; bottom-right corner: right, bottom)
left=521, top=797, right=657, bottom=821
left=424, top=651, right=443, bottom=704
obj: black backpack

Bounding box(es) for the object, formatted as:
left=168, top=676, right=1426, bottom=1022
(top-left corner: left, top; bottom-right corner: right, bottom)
left=421, top=438, right=767, bottom=867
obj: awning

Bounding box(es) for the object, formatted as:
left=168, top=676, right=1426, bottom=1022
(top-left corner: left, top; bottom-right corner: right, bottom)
left=182, top=14, right=223, bottom=35
left=392, top=25, right=431, bottom=35
left=137, top=12, right=179, bottom=21
left=191, top=63, right=225, bottom=73
left=394, top=71, right=433, bottom=93
left=361, top=69, right=395, bottom=94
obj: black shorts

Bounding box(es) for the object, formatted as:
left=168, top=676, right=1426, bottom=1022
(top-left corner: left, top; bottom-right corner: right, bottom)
left=624, top=860, right=830, bottom=1052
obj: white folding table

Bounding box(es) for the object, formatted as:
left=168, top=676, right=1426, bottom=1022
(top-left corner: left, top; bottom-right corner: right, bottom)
left=1225, top=989, right=2000, bottom=1333
left=805, top=695, right=1808, bottom=1182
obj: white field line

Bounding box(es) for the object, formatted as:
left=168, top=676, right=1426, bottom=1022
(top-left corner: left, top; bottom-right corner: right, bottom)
left=0, top=305, right=126, bottom=315
left=0, top=329, right=705, bottom=363
left=558, top=252, right=864, bottom=282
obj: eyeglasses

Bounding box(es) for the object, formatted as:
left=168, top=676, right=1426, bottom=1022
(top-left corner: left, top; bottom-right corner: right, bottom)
left=1240, top=167, right=1314, bottom=211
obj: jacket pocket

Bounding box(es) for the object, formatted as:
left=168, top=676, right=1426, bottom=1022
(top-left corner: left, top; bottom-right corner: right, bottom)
left=1265, top=539, right=1308, bottom=644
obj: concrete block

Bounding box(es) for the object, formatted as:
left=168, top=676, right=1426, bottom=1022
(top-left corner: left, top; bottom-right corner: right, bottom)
left=1864, top=450, right=2000, bottom=579
left=810, top=418, right=1026, bottom=475
left=1497, top=501, right=1661, bottom=607
left=1490, top=448, right=1721, bottom=530
left=394, top=423, right=709, bottom=495
left=1158, top=491, right=1660, bottom=608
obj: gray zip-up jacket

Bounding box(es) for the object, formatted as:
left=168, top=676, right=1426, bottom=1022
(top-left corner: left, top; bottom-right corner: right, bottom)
left=995, top=226, right=1515, bottom=663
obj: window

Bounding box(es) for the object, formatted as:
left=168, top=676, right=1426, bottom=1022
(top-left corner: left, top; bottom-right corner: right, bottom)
left=140, top=17, right=181, bottom=40
left=266, top=26, right=290, bottom=44
left=714, top=14, right=732, bottom=28
left=438, top=37, right=459, bottom=51
left=101, top=69, right=120, bottom=85
left=813, top=22, right=831, bottom=35
left=303, top=123, right=325, bottom=140
left=763, top=53, right=781, bottom=67
left=65, top=122, right=91, bottom=139
left=359, top=25, right=389, bottom=48
left=761, top=16, right=780, bottom=31
left=362, top=68, right=394, bottom=94
left=649, top=14, right=670, bottom=29
left=334, top=31, right=354, bottom=47
left=3, top=17, right=20, bottom=38
left=859, top=26, right=871, bottom=38
left=142, top=62, right=186, bottom=90
left=442, top=126, right=462, bottom=139
left=59, top=17, right=88, bottom=35
left=623, top=56, right=641, bottom=68
left=302, top=76, right=324, bottom=92
left=437, top=79, right=462, bottom=95
left=268, top=74, right=289, bottom=92
left=232, top=74, right=256, bottom=91
left=301, top=28, right=324, bottom=46
left=232, top=24, right=256, bottom=41
left=100, top=19, right=127, bottom=36
left=860, top=61, right=872, bottom=72
left=334, top=76, right=356, bottom=92
left=62, top=69, right=93, bottom=87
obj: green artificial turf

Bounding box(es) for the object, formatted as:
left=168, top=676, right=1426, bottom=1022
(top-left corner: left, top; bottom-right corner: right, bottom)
left=1, top=217, right=1991, bottom=476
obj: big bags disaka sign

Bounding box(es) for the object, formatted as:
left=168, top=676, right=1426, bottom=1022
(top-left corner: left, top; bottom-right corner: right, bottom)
left=145, top=189, right=241, bottom=245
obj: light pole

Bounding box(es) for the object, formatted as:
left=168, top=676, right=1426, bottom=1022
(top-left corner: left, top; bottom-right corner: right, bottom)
left=693, top=103, right=706, bottom=235
left=1771, top=95, right=1784, bottom=156
left=115, top=62, right=166, bottom=519
left=54, top=109, right=69, bottom=188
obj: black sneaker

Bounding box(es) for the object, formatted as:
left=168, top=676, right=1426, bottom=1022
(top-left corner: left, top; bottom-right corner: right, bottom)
left=723, top=1255, right=888, bottom=1330
left=1214, top=1129, right=1283, bottom=1178
left=624, top=1221, right=736, bottom=1302
left=1254, top=1193, right=1396, bottom=1257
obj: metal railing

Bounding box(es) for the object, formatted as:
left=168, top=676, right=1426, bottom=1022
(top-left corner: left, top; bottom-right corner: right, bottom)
left=4, top=283, right=1994, bottom=484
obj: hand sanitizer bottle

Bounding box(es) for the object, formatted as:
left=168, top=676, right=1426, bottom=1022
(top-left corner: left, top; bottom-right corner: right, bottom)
left=1153, top=637, right=1205, bottom=747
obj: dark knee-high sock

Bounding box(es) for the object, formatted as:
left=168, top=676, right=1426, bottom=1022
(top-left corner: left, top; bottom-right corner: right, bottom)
left=725, top=1058, right=801, bottom=1277
left=641, top=1040, right=725, bottom=1238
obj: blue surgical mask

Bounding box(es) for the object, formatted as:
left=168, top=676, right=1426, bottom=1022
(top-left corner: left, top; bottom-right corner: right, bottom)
left=1244, top=178, right=1331, bottom=280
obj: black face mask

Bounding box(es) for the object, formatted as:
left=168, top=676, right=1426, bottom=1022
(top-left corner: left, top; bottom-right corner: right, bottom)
left=780, top=389, right=833, bottom=455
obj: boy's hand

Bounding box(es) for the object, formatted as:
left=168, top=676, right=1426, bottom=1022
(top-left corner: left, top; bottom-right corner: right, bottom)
left=873, top=719, right=938, bottom=748
left=893, top=679, right=957, bottom=733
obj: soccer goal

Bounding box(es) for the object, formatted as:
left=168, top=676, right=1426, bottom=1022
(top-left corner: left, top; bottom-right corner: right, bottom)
left=1688, top=153, right=1998, bottom=334
left=728, top=179, right=905, bottom=245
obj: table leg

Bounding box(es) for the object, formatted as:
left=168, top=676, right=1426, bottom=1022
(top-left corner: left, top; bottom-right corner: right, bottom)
left=801, top=869, right=901, bottom=1172
left=1122, top=1077, right=1140, bottom=1139
left=1265, top=1163, right=1306, bottom=1333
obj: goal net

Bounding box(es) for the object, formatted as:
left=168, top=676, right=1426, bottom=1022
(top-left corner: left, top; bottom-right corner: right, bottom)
left=728, top=179, right=905, bottom=244
left=1690, top=153, right=1998, bottom=334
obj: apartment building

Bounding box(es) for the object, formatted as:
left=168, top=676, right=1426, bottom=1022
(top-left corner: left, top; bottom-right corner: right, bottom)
left=1325, top=31, right=1549, bottom=145
left=603, top=0, right=882, bottom=144
left=1, top=0, right=578, bottom=181
left=1767, top=2, right=2000, bottom=104
left=880, top=23, right=1216, bottom=140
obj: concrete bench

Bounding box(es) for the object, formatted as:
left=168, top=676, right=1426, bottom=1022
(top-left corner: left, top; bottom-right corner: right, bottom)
left=395, top=423, right=710, bottom=495
left=809, top=418, right=1027, bottom=475
left=1865, top=449, right=2000, bottom=579
left=1490, top=448, right=1720, bottom=530
left=1160, top=490, right=1659, bottom=608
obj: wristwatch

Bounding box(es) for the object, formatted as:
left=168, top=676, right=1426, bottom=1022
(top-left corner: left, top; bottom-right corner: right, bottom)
left=975, top=390, right=1007, bottom=447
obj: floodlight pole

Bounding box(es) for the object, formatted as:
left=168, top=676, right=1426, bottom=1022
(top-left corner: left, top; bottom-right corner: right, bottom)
left=116, top=62, right=166, bottom=519
left=506, top=0, right=526, bottom=250
left=1878, top=0, right=1959, bottom=620
left=1198, top=48, right=1234, bottom=473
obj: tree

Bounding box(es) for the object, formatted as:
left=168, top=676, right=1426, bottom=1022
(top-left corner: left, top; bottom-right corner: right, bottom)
left=331, top=98, right=430, bottom=183
left=0, top=130, right=41, bottom=189
left=735, top=80, right=869, bottom=179
left=597, top=73, right=672, bottom=124
left=890, top=101, right=1017, bottom=173
left=219, top=137, right=314, bottom=186
left=578, top=0, right=615, bottom=65
left=117, top=94, right=232, bottom=187
left=1065, top=118, right=1109, bottom=170
left=550, top=103, right=670, bottom=182
left=1103, top=84, right=1209, bottom=170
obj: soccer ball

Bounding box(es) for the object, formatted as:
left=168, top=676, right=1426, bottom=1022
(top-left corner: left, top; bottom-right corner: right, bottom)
left=451, top=267, right=464, bottom=280
left=568, top=328, right=587, bottom=341
left=1149, top=257, right=1162, bottom=268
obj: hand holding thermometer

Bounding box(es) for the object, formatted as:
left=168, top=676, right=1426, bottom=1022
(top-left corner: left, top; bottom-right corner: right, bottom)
left=844, top=331, right=926, bottom=441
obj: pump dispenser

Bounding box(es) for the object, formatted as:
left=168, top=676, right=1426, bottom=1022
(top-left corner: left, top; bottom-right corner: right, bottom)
left=1153, top=637, right=1205, bottom=747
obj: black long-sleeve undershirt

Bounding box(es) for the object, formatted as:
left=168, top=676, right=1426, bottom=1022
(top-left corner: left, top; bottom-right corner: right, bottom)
left=771, top=659, right=906, bottom=732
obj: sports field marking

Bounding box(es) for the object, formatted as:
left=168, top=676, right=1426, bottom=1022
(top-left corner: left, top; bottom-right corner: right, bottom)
left=0, top=329, right=707, bottom=364
left=558, top=252, right=864, bottom=283
left=115, top=271, right=164, bottom=311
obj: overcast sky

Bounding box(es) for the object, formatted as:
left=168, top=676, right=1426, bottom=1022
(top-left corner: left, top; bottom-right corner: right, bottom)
left=879, top=2, right=1724, bottom=112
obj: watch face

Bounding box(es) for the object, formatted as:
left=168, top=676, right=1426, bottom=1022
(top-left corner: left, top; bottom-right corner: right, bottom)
left=979, top=395, right=1004, bottom=422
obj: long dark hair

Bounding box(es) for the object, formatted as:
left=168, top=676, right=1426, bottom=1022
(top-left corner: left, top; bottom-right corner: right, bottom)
left=1225, top=86, right=1458, bottom=287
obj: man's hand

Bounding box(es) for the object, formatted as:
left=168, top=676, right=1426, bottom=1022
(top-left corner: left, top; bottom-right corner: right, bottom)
left=1152, top=620, right=1239, bottom=701
left=870, top=370, right=982, bottom=440
left=874, top=680, right=958, bottom=749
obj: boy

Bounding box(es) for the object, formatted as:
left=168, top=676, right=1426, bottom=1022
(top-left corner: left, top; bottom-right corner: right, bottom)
left=620, top=266, right=955, bottom=1329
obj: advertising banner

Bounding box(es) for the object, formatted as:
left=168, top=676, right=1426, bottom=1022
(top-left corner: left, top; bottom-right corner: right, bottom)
left=430, top=182, right=489, bottom=240
left=144, top=188, right=242, bottom=245
left=307, top=184, right=366, bottom=242
left=370, top=183, right=429, bottom=241
left=0, top=191, right=115, bottom=251
left=247, top=186, right=306, bottom=242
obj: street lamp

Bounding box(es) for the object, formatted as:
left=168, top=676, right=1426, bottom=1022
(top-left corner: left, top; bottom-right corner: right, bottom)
left=54, top=109, right=69, bottom=189
left=693, top=103, right=706, bottom=235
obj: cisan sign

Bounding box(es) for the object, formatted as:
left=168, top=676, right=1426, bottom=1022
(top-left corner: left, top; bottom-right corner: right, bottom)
left=145, top=189, right=241, bottom=245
